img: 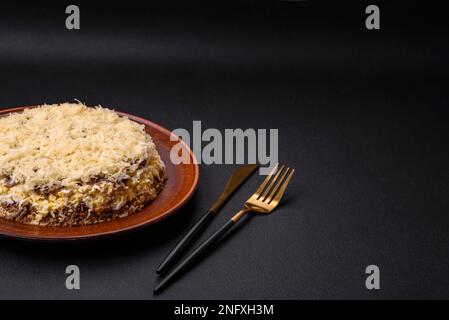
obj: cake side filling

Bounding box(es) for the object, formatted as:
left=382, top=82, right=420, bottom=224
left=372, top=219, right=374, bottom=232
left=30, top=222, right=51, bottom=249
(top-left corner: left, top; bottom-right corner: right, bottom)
left=0, top=157, right=166, bottom=226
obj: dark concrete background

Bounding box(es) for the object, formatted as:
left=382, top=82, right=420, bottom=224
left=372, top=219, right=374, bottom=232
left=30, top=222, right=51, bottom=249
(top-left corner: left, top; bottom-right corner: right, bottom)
left=0, top=1, right=448, bottom=299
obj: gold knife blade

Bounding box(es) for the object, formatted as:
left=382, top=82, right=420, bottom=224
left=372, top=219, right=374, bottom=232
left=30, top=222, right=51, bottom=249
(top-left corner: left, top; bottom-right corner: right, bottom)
left=209, top=164, right=259, bottom=213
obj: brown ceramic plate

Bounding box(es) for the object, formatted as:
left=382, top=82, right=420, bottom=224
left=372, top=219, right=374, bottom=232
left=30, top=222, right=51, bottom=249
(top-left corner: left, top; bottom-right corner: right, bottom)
left=0, top=106, right=199, bottom=242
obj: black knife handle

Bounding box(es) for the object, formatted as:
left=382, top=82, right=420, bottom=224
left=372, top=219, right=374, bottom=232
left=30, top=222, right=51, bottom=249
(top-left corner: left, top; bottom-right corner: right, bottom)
left=154, top=219, right=235, bottom=293
left=156, top=210, right=215, bottom=274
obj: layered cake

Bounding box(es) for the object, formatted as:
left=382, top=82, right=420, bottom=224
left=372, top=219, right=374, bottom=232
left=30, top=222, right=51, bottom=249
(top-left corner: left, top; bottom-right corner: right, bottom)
left=0, top=103, right=166, bottom=226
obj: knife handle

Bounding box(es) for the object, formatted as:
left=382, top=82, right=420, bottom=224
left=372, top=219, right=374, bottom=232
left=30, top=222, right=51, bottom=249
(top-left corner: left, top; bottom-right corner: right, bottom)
left=156, top=210, right=215, bottom=274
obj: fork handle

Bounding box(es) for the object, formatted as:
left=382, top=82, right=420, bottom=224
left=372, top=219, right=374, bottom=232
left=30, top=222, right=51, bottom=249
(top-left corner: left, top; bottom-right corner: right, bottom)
left=154, top=219, right=236, bottom=294
left=156, top=210, right=215, bottom=274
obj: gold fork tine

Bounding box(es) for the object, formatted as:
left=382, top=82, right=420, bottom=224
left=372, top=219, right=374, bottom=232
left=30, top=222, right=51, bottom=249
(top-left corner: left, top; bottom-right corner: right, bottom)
left=260, top=165, right=285, bottom=200
left=254, top=163, right=279, bottom=197
left=269, top=168, right=295, bottom=205
left=266, top=167, right=290, bottom=203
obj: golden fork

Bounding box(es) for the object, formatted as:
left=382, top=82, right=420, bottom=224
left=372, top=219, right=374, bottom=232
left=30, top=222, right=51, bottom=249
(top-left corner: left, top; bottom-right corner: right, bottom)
left=154, top=164, right=295, bottom=293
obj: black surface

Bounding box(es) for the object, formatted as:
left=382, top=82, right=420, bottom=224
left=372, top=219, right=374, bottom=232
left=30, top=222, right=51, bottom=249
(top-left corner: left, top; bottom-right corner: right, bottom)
left=0, top=1, right=448, bottom=299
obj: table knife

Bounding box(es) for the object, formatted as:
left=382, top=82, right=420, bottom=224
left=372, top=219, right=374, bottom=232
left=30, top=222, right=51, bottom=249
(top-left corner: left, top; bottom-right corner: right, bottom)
left=156, top=164, right=258, bottom=274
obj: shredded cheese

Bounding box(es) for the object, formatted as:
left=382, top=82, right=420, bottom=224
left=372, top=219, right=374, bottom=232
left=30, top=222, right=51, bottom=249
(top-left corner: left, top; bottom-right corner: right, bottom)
left=0, top=103, right=158, bottom=192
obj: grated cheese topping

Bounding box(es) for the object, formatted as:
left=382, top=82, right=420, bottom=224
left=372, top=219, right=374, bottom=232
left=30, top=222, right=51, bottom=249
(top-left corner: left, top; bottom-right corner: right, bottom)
left=0, top=103, right=158, bottom=192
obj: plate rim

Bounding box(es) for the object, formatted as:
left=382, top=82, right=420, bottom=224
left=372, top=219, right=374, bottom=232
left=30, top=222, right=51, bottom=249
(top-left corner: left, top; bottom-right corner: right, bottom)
left=0, top=106, right=199, bottom=242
